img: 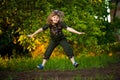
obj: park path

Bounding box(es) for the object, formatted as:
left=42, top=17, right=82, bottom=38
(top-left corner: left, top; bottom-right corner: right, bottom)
left=0, top=63, right=120, bottom=80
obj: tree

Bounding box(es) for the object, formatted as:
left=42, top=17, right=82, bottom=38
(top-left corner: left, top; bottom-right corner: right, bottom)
left=0, top=0, right=115, bottom=57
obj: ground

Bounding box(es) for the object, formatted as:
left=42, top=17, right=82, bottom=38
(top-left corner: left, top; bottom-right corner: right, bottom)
left=0, top=63, right=120, bottom=80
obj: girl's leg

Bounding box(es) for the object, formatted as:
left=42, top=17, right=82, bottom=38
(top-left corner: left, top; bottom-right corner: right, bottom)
left=41, top=59, right=47, bottom=67
left=60, top=39, right=79, bottom=67
left=70, top=56, right=75, bottom=64
left=70, top=56, right=79, bottom=68
left=43, top=40, right=58, bottom=60
left=37, top=40, right=58, bottom=69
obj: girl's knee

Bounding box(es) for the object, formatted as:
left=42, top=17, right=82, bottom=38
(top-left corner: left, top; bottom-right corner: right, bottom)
left=43, top=55, right=50, bottom=60
left=68, top=55, right=74, bottom=59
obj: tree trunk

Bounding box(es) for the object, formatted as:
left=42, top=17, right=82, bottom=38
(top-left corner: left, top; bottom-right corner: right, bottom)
left=113, top=0, right=119, bottom=21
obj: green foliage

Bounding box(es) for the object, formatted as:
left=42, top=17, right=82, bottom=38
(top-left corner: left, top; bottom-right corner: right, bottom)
left=0, top=0, right=118, bottom=56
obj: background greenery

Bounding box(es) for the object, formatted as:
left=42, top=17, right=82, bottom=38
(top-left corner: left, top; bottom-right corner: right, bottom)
left=0, top=0, right=120, bottom=57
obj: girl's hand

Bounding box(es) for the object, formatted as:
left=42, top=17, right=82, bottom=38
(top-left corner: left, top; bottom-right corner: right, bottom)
left=79, top=32, right=85, bottom=35
left=27, top=34, right=33, bottom=38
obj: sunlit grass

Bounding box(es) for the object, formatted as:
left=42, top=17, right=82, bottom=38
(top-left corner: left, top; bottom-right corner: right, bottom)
left=0, top=53, right=119, bottom=71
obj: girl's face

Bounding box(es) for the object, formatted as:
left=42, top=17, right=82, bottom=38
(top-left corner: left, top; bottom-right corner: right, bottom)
left=51, top=15, right=60, bottom=24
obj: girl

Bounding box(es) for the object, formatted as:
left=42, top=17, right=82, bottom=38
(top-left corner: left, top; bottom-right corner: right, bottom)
left=28, top=10, right=85, bottom=69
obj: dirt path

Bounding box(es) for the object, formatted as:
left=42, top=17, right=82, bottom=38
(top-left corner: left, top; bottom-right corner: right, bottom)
left=0, top=63, right=120, bottom=80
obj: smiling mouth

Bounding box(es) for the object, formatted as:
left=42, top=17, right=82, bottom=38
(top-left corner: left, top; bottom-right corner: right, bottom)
left=53, top=20, right=58, bottom=22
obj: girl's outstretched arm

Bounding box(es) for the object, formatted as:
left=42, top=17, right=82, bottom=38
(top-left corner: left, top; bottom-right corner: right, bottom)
left=27, top=28, right=43, bottom=38
left=66, top=27, right=85, bottom=35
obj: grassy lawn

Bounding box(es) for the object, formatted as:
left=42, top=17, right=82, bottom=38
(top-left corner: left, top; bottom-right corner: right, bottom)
left=0, top=53, right=119, bottom=71
left=0, top=53, right=120, bottom=80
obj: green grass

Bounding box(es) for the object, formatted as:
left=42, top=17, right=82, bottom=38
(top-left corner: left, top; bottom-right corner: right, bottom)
left=0, top=53, right=120, bottom=71
left=76, top=54, right=120, bottom=68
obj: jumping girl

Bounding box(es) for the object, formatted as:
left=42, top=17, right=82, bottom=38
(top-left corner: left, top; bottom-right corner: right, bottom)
left=27, top=10, right=85, bottom=69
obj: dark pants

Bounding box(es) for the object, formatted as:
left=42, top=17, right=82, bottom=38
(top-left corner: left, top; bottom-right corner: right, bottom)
left=43, top=38, right=74, bottom=59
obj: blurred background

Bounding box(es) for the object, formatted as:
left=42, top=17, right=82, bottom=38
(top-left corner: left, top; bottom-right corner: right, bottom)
left=0, top=0, right=120, bottom=58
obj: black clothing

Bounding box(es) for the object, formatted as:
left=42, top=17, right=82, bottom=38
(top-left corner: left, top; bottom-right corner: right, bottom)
left=43, top=38, right=73, bottom=59
left=42, top=22, right=67, bottom=40
left=42, top=22, right=74, bottom=59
